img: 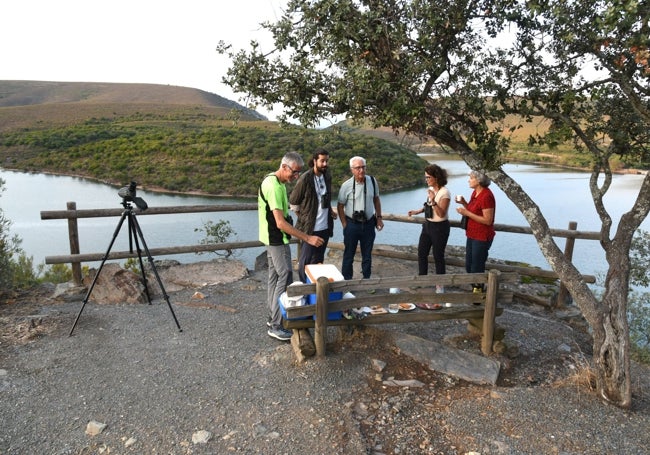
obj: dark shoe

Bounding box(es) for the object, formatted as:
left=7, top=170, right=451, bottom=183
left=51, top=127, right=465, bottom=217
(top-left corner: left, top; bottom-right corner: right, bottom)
left=267, top=326, right=292, bottom=341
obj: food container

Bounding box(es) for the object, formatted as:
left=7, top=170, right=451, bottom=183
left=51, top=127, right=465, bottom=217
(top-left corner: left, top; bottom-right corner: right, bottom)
left=279, top=282, right=308, bottom=320
left=305, top=264, right=344, bottom=320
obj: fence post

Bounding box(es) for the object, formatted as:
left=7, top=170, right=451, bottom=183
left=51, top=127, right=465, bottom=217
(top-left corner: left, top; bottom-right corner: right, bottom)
left=481, top=270, right=500, bottom=356
left=555, top=221, right=577, bottom=308
left=66, top=202, right=82, bottom=285
left=481, top=270, right=499, bottom=355
left=314, top=276, right=330, bottom=357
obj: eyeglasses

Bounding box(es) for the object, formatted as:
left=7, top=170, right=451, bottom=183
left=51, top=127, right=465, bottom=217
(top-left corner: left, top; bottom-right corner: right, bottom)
left=285, top=164, right=301, bottom=176
left=424, top=175, right=434, bottom=180
left=351, top=165, right=366, bottom=171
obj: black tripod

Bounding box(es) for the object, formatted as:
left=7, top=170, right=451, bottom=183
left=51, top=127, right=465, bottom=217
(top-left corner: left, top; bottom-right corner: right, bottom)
left=69, top=199, right=182, bottom=336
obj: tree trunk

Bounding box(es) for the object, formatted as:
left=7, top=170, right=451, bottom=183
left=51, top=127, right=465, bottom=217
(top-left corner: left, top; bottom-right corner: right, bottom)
left=484, top=166, right=636, bottom=408
left=592, top=302, right=631, bottom=408
left=591, top=246, right=632, bottom=408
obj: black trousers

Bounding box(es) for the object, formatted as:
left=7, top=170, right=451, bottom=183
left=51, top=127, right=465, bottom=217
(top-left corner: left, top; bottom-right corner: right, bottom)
left=417, top=219, right=450, bottom=275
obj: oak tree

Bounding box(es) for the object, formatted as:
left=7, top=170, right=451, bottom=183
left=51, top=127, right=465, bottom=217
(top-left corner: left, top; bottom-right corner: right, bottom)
left=218, top=0, right=649, bottom=407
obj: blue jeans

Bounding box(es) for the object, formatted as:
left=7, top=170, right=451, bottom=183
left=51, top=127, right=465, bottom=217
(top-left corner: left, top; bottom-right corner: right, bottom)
left=342, top=217, right=376, bottom=279
left=465, top=237, right=493, bottom=274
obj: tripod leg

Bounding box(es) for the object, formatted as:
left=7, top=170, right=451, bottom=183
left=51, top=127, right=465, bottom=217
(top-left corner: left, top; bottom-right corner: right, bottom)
left=130, top=214, right=182, bottom=332
left=69, top=211, right=129, bottom=336
left=128, top=213, right=153, bottom=304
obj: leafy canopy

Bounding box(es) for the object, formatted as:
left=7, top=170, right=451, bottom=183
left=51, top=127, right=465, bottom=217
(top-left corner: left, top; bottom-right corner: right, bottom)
left=218, top=0, right=649, bottom=172
left=218, top=0, right=650, bottom=408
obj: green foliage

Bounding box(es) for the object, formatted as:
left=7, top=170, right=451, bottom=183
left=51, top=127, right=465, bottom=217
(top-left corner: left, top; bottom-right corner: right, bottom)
left=628, top=289, right=650, bottom=364
left=194, top=220, right=236, bottom=257
left=630, top=230, right=650, bottom=288
left=0, top=178, right=38, bottom=295
left=218, top=0, right=516, bottom=169
left=123, top=258, right=141, bottom=274
left=629, top=230, right=650, bottom=364
left=1, top=178, right=74, bottom=292
left=39, top=264, right=73, bottom=284
left=0, top=114, right=427, bottom=196
left=11, top=253, right=40, bottom=289
left=217, top=0, right=649, bottom=176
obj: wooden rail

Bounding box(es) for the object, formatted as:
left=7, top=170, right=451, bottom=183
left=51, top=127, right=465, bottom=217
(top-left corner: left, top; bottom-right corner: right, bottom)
left=40, top=202, right=600, bottom=307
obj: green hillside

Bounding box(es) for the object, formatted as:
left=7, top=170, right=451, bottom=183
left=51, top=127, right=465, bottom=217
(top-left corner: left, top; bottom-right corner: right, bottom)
left=0, top=81, right=428, bottom=196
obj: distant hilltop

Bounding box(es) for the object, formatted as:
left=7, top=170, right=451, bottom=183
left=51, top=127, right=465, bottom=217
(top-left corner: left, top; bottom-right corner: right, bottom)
left=0, top=80, right=266, bottom=120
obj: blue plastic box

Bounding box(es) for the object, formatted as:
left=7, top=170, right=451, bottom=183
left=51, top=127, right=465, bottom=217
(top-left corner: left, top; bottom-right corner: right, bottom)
left=305, top=264, right=344, bottom=320
left=279, top=296, right=307, bottom=321
left=279, top=286, right=309, bottom=321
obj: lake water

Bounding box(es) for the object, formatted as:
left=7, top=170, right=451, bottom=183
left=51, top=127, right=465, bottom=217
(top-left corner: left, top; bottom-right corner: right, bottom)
left=1, top=158, right=648, bottom=284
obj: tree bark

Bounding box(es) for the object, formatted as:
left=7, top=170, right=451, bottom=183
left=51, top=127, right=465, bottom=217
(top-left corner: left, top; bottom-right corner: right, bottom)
left=591, top=239, right=633, bottom=407
left=477, top=163, right=641, bottom=408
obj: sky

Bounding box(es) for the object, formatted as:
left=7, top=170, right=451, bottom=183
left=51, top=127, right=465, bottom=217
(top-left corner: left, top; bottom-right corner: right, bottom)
left=0, top=0, right=288, bottom=120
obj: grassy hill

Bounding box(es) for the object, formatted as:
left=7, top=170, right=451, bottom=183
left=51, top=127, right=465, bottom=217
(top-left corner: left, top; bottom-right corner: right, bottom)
left=0, top=80, right=264, bottom=114
left=0, top=80, right=265, bottom=133
left=0, top=81, right=428, bottom=196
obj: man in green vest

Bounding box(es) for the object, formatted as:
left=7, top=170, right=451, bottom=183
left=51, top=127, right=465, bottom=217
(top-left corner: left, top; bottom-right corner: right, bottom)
left=259, top=151, right=324, bottom=341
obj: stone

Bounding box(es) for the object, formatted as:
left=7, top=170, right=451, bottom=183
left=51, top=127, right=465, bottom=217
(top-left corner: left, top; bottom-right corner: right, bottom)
left=371, top=358, right=387, bottom=372
left=493, top=340, right=507, bottom=354
left=52, top=282, right=86, bottom=301
left=382, top=378, right=425, bottom=388
left=82, top=263, right=147, bottom=304
left=191, top=430, right=211, bottom=444
left=466, top=320, right=506, bottom=340
left=394, top=332, right=501, bottom=385
left=146, top=259, right=248, bottom=293
left=254, top=251, right=268, bottom=271
left=85, top=420, right=107, bottom=436
left=76, top=259, right=249, bottom=304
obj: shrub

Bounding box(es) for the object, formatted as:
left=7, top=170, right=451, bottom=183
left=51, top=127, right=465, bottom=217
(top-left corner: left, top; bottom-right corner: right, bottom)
left=629, top=230, right=650, bottom=364
left=194, top=220, right=236, bottom=258
left=0, top=178, right=36, bottom=295
left=39, top=264, right=73, bottom=284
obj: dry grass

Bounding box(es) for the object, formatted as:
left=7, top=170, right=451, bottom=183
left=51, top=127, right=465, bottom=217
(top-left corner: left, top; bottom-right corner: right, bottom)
left=553, top=352, right=597, bottom=392
left=0, top=81, right=264, bottom=133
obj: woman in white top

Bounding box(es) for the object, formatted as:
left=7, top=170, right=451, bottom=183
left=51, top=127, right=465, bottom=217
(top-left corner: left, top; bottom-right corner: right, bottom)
left=407, top=164, right=451, bottom=288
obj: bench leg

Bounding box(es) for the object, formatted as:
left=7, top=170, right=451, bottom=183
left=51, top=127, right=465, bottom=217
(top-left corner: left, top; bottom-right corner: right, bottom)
left=481, top=270, right=499, bottom=355
left=291, top=329, right=316, bottom=362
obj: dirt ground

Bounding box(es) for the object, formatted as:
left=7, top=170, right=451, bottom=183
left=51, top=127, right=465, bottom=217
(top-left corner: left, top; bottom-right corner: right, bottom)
left=1, top=252, right=649, bottom=454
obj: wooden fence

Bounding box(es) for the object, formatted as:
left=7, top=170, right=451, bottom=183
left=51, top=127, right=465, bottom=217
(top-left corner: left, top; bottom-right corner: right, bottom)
left=41, top=202, right=599, bottom=306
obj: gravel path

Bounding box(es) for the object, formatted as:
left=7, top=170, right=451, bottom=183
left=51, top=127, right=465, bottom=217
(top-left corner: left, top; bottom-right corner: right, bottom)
left=1, top=257, right=649, bottom=454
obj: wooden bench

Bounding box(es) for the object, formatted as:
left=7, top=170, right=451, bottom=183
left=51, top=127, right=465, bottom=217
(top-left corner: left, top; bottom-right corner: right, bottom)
left=283, top=270, right=517, bottom=360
